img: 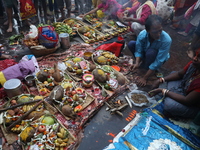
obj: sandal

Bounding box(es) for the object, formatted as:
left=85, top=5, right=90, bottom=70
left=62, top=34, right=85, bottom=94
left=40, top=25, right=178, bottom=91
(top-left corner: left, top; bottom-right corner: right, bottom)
left=177, top=31, right=188, bottom=37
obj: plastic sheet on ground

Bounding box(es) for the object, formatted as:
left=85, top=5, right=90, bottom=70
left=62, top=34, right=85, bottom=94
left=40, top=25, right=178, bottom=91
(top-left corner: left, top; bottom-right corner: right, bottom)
left=104, top=113, right=195, bottom=150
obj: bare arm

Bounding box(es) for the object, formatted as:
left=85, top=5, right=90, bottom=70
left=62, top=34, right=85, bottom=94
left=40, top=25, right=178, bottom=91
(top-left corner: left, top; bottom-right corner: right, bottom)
left=143, top=69, right=155, bottom=80
left=122, top=17, right=141, bottom=24
left=80, top=7, right=99, bottom=17
left=151, top=69, right=185, bottom=89
left=149, top=88, right=200, bottom=106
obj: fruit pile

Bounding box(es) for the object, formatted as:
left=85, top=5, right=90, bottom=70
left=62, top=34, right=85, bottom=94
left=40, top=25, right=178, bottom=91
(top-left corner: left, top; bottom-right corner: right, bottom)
left=93, top=51, right=119, bottom=65
left=19, top=115, right=75, bottom=150
left=52, top=22, right=73, bottom=35
left=4, top=95, right=44, bottom=133
left=64, top=57, right=90, bottom=77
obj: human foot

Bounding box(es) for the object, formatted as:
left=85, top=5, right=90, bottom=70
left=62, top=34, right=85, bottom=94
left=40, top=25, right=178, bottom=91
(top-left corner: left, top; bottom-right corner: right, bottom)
left=177, top=31, right=188, bottom=36
left=6, top=26, right=13, bottom=32
left=1, top=54, right=12, bottom=59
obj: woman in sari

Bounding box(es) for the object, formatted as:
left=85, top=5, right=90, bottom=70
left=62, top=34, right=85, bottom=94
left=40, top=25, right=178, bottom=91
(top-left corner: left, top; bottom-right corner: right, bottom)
left=148, top=48, right=200, bottom=119
left=80, top=0, right=122, bottom=19
left=170, top=0, right=197, bottom=29
left=121, top=0, right=157, bottom=35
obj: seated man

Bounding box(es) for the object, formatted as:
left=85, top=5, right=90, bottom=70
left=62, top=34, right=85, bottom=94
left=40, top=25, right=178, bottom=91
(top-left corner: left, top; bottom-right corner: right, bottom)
left=122, top=0, right=157, bottom=35
left=128, top=15, right=172, bottom=86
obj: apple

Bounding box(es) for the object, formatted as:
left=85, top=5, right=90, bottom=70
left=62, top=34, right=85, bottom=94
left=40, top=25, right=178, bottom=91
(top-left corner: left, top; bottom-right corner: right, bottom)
left=42, top=116, right=55, bottom=125
left=71, top=90, right=77, bottom=95
left=38, top=125, right=46, bottom=132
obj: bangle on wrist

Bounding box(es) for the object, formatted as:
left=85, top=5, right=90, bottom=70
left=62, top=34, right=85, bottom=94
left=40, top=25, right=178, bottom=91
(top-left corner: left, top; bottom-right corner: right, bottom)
left=162, top=89, right=169, bottom=96
left=159, top=77, right=165, bottom=83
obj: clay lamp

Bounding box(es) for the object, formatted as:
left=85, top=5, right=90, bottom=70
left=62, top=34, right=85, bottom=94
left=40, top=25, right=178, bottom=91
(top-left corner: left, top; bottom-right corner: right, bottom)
left=75, top=87, right=85, bottom=94
left=83, top=52, right=93, bottom=60
left=82, top=74, right=94, bottom=88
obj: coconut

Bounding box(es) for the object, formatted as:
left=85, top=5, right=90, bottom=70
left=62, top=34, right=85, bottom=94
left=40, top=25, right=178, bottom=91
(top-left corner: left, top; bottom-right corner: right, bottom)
left=62, top=105, right=76, bottom=119
left=92, top=68, right=107, bottom=83
left=116, top=73, right=126, bottom=85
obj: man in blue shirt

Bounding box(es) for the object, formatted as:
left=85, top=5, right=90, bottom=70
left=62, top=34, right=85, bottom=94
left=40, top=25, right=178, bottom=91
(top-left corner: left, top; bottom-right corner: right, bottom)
left=128, top=15, right=172, bottom=86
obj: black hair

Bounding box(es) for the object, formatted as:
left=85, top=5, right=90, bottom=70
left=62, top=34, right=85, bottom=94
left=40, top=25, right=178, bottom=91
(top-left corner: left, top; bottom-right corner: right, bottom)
left=145, top=15, right=163, bottom=31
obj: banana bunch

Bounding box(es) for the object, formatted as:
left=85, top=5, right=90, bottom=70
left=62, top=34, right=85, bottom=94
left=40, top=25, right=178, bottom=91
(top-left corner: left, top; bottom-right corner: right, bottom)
left=102, top=52, right=119, bottom=64
left=52, top=22, right=73, bottom=35
left=11, top=120, right=26, bottom=133
left=11, top=125, right=23, bottom=132
left=102, top=52, right=118, bottom=60
left=55, top=127, right=69, bottom=149
left=22, top=104, right=34, bottom=112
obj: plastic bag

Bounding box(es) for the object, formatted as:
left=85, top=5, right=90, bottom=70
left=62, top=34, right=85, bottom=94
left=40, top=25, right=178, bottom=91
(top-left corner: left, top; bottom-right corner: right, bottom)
left=38, top=26, right=59, bottom=49
left=127, top=90, right=157, bottom=107
left=25, top=25, right=38, bottom=39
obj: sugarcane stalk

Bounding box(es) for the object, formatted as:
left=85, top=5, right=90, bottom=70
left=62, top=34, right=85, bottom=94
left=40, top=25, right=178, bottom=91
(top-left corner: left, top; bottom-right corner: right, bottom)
left=6, top=100, right=44, bottom=131
left=0, top=99, right=42, bottom=113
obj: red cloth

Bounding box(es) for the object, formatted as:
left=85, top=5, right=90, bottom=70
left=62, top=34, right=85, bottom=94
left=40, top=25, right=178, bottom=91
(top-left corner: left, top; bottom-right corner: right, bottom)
left=184, top=61, right=200, bottom=93
left=0, top=59, right=17, bottom=71
left=19, top=0, right=37, bottom=20
left=95, top=36, right=124, bottom=57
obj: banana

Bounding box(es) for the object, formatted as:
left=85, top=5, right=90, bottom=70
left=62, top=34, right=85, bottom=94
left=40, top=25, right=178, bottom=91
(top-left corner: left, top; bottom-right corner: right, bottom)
left=22, top=105, right=26, bottom=112
left=60, top=128, right=65, bottom=135
left=57, top=138, right=63, bottom=144
left=57, top=132, right=64, bottom=139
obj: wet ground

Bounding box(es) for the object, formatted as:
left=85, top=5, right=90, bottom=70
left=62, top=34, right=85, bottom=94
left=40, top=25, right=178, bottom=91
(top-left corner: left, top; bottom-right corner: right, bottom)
left=0, top=13, right=194, bottom=150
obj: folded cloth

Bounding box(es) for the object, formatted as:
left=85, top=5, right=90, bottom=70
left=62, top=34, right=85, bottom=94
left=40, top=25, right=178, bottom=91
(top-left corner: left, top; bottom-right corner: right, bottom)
left=0, top=60, right=36, bottom=85
left=95, top=36, right=125, bottom=57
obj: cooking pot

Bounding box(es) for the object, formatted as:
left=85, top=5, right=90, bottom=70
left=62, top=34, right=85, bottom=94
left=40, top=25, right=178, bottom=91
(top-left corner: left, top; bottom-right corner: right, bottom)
left=3, top=79, right=23, bottom=98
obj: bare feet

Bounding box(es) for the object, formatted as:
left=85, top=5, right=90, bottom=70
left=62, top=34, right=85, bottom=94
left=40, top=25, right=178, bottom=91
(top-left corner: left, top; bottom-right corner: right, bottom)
left=1, top=54, right=12, bottom=59
left=6, top=26, right=13, bottom=32
left=177, top=31, right=188, bottom=36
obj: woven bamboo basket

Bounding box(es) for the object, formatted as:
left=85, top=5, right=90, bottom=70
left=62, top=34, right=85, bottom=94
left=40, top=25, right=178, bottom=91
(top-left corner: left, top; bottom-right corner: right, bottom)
left=30, top=42, right=60, bottom=57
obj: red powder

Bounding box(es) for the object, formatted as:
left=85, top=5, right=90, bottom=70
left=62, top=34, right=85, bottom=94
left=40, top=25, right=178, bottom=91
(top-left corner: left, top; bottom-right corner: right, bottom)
left=108, top=133, right=116, bottom=137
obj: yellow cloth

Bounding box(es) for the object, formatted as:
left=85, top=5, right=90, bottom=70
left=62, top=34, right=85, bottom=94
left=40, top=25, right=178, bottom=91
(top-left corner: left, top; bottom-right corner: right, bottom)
left=136, top=0, right=157, bottom=19
left=0, top=72, right=6, bottom=86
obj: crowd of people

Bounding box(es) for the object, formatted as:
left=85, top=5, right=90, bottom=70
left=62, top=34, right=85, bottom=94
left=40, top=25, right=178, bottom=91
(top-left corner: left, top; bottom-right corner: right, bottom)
left=0, top=0, right=200, bottom=122
left=0, top=0, right=199, bottom=34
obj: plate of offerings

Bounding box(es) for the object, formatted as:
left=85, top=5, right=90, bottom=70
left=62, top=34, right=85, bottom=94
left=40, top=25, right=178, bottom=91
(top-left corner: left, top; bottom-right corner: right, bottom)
left=92, top=50, right=119, bottom=66
left=51, top=79, right=95, bottom=119
left=92, top=65, right=129, bottom=94
left=2, top=96, right=76, bottom=149
left=63, top=56, right=93, bottom=81
left=77, top=25, right=105, bottom=44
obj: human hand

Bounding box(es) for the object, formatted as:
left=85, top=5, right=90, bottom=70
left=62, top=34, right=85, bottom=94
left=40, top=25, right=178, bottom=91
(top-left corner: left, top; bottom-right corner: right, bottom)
left=123, top=10, right=129, bottom=16
left=137, top=77, right=147, bottom=87
left=122, top=17, right=132, bottom=22
left=151, top=79, right=160, bottom=89
left=79, top=14, right=85, bottom=18
left=129, top=63, right=139, bottom=71
left=148, top=88, right=162, bottom=97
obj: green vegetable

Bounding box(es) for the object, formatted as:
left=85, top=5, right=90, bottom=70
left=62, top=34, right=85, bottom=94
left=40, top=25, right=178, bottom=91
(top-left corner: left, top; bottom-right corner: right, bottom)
left=104, top=84, right=110, bottom=90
